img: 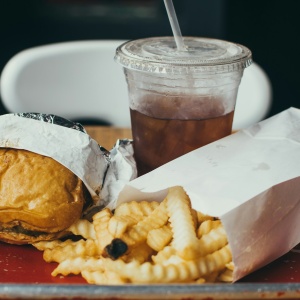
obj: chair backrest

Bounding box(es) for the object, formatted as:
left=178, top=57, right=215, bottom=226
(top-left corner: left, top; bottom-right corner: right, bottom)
left=0, top=40, right=131, bottom=126
left=233, top=62, right=272, bottom=130
left=0, top=40, right=272, bottom=130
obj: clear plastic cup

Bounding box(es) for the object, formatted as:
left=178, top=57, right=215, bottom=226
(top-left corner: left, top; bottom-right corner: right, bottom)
left=115, top=36, right=252, bottom=176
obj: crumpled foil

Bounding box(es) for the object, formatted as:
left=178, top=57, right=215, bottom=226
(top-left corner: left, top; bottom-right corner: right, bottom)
left=16, top=113, right=87, bottom=133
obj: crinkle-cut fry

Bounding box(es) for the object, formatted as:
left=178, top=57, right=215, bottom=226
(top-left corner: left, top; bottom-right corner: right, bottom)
left=197, top=220, right=221, bottom=238
left=191, top=209, right=199, bottom=231
left=195, top=278, right=206, bottom=284
left=82, top=270, right=127, bottom=285
left=114, top=201, right=159, bottom=219
left=147, top=225, right=173, bottom=252
left=93, top=208, right=114, bottom=253
left=196, top=211, right=214, bottom=224
left=52, top=257, right=104, bottom=277
left=118, top=200, right=169, bottom=247
left=218, top=267, right=234, bottom=282
left=226, top=261, right=235, bottom=271
left=198, top=225, right=228, bottom=257
left=108, top=215, right=138, bottom=238
left=103, top=245, right=232, bottom=283
left=123, top=242, right=155, bottom=263
left=43, top=239, right=99, bottom=263
left=161, top=254, right=185, bottom=266
left=33, top=240, right=62, bottom=251
left=67, top=219, right=96, bottom=240
left=166, top=186, right=200, bottom=260
left=151, top=246, right=176, bottom=264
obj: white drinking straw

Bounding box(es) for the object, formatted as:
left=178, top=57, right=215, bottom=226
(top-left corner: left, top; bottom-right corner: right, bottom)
left=163, top=0, right=186, bottom=51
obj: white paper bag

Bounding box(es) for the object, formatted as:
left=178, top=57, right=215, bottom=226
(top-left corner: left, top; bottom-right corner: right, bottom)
left=117, top=107, right=300, bottom=281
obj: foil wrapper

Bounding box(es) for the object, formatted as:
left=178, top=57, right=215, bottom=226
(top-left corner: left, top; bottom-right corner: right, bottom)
left=16, top=113, right=87, bottom=133
left=0, top=113, right=137, bottom=214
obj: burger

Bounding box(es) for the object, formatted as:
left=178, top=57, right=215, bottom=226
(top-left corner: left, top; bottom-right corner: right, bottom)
left=0, top=148, right=91, bottom=244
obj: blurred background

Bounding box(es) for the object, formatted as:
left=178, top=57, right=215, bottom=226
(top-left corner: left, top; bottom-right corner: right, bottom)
left=0, top=0, right=299, bottom=118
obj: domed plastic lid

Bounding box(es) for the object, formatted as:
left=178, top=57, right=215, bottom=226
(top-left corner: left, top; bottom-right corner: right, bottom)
left=115, top=36, right=252, bottom=74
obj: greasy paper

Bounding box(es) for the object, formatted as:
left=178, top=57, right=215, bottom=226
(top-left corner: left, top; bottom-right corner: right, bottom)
left=117, top=107, right=300, bottom=281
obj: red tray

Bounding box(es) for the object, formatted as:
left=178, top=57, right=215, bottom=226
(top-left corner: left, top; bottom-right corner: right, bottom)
left=1, top=242, right=300, bottom=284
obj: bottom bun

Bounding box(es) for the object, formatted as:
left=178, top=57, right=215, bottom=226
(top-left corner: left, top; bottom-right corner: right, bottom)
left=0, top=228, right=66, bottom=245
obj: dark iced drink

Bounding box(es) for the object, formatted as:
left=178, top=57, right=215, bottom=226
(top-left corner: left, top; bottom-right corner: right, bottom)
left=131, top=108, right=234, bottom=176
left=115, top=37, right=252, bottom=176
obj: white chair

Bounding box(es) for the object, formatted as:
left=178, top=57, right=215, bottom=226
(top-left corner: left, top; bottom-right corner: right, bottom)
left=0, top=40, right=131, bottom=126
left=0, top=40, right=272, bottom=130
left=233, top=62, right=272, bottom=129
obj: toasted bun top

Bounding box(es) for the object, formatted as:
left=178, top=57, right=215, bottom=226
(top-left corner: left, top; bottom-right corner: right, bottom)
left=0, top=148, right=85, bottom=234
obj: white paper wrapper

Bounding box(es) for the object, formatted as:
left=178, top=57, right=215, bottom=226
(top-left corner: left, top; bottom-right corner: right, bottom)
left=0, top=113, right=136, bottom=211
left=117, top=107, right=300, bottom=281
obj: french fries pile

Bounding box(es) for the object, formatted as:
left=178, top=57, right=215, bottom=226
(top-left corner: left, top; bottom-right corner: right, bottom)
left=33, top=186, right=234, bottom=284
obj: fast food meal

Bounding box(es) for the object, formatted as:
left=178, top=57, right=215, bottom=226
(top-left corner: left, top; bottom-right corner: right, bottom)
left=33, top=186, right=234, bottom=284
left=0, top=148, right=91, bottom=245
left=1, top=110, right=298, bottom=285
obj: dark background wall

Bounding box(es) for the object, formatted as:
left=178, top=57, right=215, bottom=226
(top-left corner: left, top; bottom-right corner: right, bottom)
left=0, top=0, right=299, bottom=118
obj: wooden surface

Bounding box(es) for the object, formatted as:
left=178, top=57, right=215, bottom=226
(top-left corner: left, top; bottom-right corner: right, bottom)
left=84, top=126, right=132, bottom=150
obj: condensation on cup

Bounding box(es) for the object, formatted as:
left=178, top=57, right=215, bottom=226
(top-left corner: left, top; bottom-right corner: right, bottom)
left=115, top=37, right=252, bottom=176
